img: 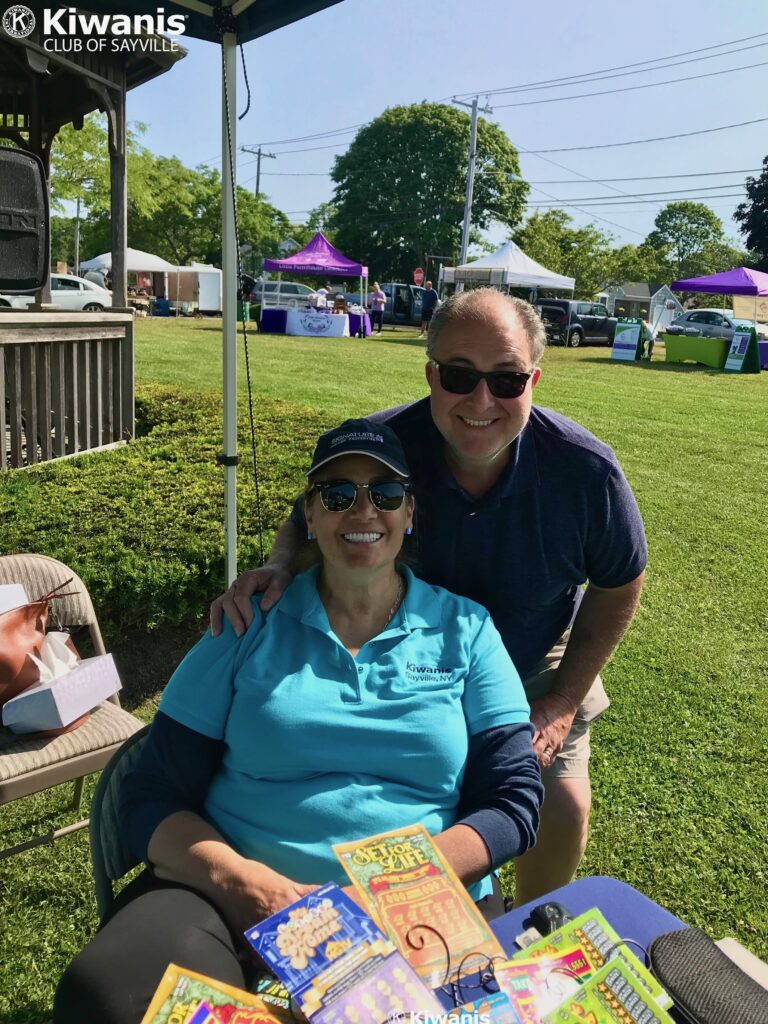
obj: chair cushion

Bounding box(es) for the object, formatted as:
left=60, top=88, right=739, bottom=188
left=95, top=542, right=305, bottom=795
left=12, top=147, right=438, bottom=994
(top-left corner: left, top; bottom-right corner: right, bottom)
left=0, top=702, right=144, bottom=782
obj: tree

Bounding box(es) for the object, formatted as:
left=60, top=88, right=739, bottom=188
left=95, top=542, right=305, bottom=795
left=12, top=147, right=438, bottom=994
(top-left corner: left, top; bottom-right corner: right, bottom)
left=512, top=209, right=614, bottom=297
left=330, top=103, right=528, bottom=281
left=604, top=241, right=671, bottom=286
left=50, top=114, right=156, bottom=217
left=734, top=159, right=768, bottom=269
left=645, top=202, right=724, bottom=279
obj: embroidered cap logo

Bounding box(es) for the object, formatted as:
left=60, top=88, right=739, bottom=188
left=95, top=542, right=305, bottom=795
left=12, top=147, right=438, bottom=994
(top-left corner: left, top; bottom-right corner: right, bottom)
left=2, top=5, right=35, bottom=38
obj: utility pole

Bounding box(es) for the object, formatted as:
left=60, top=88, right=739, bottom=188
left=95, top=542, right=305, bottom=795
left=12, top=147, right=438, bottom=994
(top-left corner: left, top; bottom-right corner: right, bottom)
left=452, top=96, right=493, bottom=285
left=241, top=145, right=276, bottom=198
left=74, top=195, right=80, bottom=273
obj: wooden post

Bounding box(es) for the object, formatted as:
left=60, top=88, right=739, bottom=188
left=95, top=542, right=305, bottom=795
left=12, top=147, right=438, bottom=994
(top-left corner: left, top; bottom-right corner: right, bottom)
left=108, top=76, right=127, bottom=309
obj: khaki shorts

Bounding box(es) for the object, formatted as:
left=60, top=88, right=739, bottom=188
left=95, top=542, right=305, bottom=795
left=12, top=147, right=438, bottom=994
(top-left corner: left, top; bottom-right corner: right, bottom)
left=520, top=629, right=610, bottom=780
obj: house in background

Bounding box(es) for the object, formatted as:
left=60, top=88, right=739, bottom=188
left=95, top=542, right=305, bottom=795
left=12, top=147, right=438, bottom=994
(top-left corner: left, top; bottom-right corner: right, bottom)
left=598, top=282, right=683, bottom=331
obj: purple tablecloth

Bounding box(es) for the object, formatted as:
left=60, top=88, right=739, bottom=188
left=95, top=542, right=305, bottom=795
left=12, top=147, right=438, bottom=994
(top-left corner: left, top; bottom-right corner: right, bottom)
left=260, top=308, right=287, bottom=334
left=759, top=340, right=768, bottom=370
left=348, top=311, right=371, bottom=337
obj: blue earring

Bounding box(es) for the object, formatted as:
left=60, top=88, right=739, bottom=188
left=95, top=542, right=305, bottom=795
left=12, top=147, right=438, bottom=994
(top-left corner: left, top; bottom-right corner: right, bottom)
left=307, top=530, right=314, bottom=540
left=405, top=527, right=413, bottom=536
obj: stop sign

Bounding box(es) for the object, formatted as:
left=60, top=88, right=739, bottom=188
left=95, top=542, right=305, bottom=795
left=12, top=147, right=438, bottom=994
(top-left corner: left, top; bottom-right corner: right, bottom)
left=413, top=267, right=424, bottom=286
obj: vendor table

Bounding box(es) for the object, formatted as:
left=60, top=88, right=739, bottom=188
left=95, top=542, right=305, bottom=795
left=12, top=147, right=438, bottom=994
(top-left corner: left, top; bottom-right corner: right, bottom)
left=434, top=876, right=685, bottom=1013
left=662, top=333, right=729, bottom=368
left=493, top=875, right=684, bottom=955
left=286, top=308, right=349, bottom=337
left=348, top=311, right=372, bottom=337
left=758, top=340, right=768, bottom=370
left=260, top=307, right=287, bottom=333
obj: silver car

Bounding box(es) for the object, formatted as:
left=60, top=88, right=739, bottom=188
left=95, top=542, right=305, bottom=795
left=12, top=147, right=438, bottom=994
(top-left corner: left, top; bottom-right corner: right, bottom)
left=666, top=308, right=747, bottom=340
left=0, top=273, right=113, bottom=312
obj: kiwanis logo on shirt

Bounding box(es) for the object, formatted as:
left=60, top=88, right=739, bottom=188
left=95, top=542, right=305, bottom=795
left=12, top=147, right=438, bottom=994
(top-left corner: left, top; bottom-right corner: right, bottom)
left=405, top=661, right=454, bottom=684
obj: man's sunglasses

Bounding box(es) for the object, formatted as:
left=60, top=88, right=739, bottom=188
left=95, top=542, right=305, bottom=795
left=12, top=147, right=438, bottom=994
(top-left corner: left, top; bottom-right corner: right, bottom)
left=431, top=359, right=533, bottom=399
left=311, top=479, right=411, bottom=512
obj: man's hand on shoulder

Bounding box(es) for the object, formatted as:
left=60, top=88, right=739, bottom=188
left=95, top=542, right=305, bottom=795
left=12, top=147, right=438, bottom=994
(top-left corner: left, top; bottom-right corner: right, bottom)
left=210, top=565, right=293, bottom=637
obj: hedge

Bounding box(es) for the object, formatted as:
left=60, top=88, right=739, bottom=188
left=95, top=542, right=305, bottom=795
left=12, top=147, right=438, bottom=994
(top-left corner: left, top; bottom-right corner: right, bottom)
left=0, top=385, right=330, bottom=636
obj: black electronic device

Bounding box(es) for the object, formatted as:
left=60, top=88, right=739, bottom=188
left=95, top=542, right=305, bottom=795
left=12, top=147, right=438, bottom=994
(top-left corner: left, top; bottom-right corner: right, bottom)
left=528, top=901, right=575, bottom=936
left=0, top=147, right=49, bottom=292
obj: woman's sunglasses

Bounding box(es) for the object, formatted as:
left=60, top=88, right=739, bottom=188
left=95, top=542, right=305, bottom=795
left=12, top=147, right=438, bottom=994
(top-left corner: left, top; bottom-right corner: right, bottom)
left=431, top=359, right=533, bottom=399
left=311, top=479, right=411, bottom=512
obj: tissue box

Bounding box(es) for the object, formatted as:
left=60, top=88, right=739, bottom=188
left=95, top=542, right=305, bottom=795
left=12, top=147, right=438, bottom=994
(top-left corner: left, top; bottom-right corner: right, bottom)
left=1, top=654, right=121, bottom=734
left=0, top=583, right=29, bottom=615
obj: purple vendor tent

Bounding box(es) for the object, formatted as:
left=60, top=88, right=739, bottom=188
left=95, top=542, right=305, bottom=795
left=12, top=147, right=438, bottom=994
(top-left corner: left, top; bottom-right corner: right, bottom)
left=263, top=232, right=368, bottom=276
left=672, top=266, right=768, bottom=295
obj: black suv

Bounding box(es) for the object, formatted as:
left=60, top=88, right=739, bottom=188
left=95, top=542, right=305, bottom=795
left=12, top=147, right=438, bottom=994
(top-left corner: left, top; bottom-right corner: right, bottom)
left=537, top=299, right=617, bottom=347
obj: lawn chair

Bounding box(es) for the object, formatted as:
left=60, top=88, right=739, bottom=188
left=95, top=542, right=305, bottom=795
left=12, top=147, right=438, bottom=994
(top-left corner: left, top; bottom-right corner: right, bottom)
left=0, top=554, right=144, bottom=860
left=89, top=724, right=149, bottom=922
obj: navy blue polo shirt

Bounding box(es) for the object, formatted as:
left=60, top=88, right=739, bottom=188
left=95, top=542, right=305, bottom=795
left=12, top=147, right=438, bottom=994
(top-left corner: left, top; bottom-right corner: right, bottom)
left=366, top=400, right=648, bottom=676
left=421, top=288, right=439, bottom=313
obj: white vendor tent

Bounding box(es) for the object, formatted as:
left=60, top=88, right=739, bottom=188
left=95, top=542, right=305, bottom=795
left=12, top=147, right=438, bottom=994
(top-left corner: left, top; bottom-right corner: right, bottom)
left=443, top=240, right=575, bottom=292
left=80, top=248, right=176, bottom=273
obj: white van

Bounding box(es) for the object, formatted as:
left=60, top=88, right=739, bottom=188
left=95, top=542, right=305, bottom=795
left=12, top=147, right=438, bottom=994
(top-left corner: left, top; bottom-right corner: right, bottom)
left=250, top=281, right=318, bottom=308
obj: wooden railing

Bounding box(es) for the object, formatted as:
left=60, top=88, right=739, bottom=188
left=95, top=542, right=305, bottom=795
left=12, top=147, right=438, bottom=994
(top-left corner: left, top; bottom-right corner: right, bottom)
left=0, top=312, right=134, bottom=470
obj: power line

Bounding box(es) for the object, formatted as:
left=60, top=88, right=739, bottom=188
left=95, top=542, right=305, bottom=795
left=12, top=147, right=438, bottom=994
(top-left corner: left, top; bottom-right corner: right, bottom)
left=447, top=32, right=768, bottom=100
left=255, top=166, right=764, bottom=182
left=525, top=115, right=768, bottom=153
left=527, top=193, right=746, bottom=208
left=495, top=59, right=768, bottom=109
left=525, top=183, right=747, bottom=202
left=457, top=39, right=768, bottom=101
left=524, top=169, right=763, bottom=183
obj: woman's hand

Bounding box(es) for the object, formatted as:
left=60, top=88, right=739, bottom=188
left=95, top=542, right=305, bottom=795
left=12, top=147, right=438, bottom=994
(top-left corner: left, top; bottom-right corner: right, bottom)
left=219, top=861, right=320, bottom=934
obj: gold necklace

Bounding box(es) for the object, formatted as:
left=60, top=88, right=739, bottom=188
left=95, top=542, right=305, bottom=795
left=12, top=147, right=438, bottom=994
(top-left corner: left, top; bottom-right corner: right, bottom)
left=387, top=574, right=404, bottom=624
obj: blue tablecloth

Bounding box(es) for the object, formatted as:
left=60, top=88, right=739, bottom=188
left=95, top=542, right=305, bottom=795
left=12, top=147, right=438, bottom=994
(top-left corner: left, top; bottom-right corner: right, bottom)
left=492, top=876, right=685, bottom=955
left=435, top=876, right=686, bottom=1012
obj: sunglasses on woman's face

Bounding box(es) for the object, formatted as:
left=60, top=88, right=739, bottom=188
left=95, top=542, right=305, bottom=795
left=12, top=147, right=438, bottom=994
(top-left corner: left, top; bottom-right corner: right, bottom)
left=311, top=479, right=411, bottom=513
left=431, top=359, right=533, bottom=399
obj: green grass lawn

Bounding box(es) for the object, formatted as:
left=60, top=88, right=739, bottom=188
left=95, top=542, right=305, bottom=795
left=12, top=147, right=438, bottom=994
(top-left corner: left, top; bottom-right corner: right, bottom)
left=2, top=319, right=767, bottom=1022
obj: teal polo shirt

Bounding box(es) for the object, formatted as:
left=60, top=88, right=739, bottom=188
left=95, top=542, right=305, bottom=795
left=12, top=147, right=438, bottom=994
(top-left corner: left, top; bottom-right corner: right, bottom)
left=159, top=566, right=530, bottom=895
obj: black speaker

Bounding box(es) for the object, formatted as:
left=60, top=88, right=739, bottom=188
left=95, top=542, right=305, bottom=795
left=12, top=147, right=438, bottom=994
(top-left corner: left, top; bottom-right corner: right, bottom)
left=0, top=148, right=49, bottom=292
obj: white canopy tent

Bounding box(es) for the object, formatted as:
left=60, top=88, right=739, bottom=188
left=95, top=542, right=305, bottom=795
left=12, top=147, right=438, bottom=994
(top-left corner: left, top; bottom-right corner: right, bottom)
left=442, top=240, right=575, bottom=292
left=80, top=248, right=176, bottom=273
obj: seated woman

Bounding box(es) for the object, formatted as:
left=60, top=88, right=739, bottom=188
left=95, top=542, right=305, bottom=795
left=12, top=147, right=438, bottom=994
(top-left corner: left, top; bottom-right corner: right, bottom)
left=54, top=419, right=542, bottom=1024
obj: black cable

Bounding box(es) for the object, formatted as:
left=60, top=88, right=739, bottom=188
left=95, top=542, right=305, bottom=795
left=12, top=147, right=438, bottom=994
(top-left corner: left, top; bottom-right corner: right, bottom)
left=237, top=42, right=251, bottom=121
left=219, top=34, right=265, bottom=568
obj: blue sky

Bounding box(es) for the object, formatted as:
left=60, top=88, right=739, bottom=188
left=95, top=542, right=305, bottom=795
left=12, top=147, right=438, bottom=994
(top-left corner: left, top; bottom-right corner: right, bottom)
left=126, top=0, right=768, bottom=252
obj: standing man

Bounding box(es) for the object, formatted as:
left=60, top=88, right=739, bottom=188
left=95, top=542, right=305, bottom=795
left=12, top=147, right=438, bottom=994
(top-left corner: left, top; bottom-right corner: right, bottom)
left=418, top=280, right=439, bottom=338
left=211, top=289, right=647, bottom=906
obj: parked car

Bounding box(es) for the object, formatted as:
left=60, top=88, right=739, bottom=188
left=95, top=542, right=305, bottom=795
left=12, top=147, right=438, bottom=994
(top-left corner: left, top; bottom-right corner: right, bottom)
left=0, top=273, right=113, bottom=312
left=346, top=283, right=426, bottom=326
left=247, top=280, right=318, bottom=308
left=665, top=308, right=754, bottom=340
left=536, top=299, right=617, bottom=347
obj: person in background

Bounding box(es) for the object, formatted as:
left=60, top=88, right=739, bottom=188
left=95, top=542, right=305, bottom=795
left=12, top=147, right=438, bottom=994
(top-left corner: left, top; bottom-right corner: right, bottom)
left=53, top=418, right=542, bottom=1024
left=83, top=267, right=106, bottom=288
left=212, top=289, right=647, bottom=907
left=418, top=280, right=439, bottom=338
left=641, top=319, right=655, bottom=360
left=367, top=281, right=387, bottom=334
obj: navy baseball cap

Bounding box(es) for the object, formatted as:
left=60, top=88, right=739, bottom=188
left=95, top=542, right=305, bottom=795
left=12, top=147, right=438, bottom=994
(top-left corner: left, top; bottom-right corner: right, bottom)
left=307, top=418, right=411, bottom=478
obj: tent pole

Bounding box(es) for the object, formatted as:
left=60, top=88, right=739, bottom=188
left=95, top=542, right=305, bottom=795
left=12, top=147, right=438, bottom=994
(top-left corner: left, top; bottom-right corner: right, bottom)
left=222, top=29, right=238, bottom=586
